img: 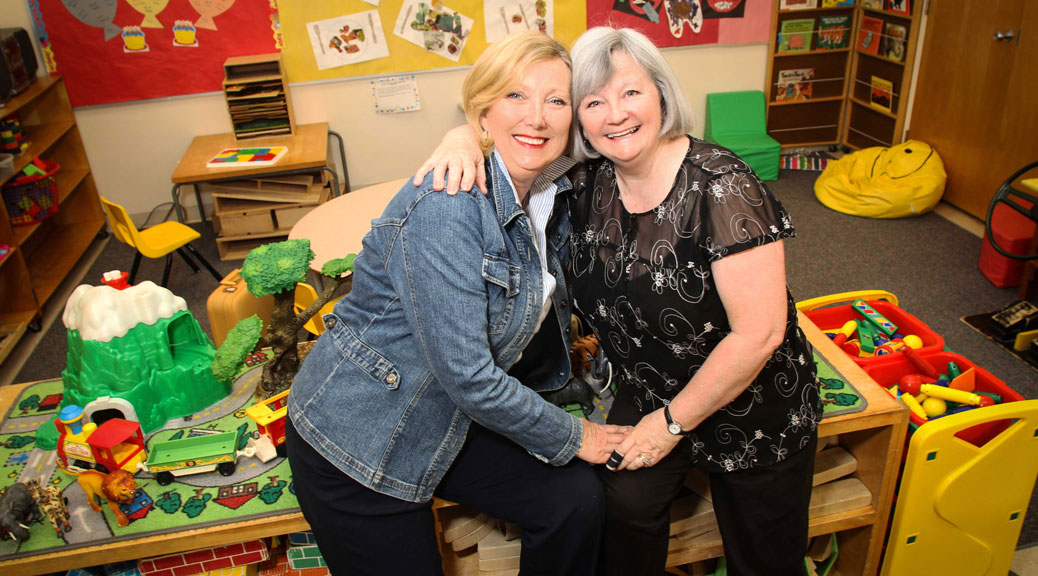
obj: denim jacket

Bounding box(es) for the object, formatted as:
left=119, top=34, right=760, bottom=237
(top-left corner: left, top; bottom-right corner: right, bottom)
left=288, top=154, right=580, bottom=503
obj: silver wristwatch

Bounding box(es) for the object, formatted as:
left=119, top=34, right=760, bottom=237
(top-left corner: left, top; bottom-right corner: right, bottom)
left=664, top=405, right=683, bottom=435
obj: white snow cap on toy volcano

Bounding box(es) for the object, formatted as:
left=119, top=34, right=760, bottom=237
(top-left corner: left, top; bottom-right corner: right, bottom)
left=63, top=281, right=188, bottom=342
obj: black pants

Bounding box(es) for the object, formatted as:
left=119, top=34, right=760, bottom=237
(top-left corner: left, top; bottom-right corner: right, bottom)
left=598, top=390, right=816, bottom=576
left=287, top=418, right=604, bottom=576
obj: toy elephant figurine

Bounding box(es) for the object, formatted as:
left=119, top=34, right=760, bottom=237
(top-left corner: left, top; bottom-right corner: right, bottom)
left=0, top=482, right=41, bottom=542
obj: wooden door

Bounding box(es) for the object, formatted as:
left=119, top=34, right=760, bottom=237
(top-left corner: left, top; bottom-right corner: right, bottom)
left=909, top=0, right=1038, bottom=219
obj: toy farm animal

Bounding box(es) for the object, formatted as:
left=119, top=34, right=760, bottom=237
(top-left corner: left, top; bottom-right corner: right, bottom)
left=0, top=482, right=41, bottom=542
left=77, top=469, right=137, bottom=527
left=26, top=479, right=71, bottom=538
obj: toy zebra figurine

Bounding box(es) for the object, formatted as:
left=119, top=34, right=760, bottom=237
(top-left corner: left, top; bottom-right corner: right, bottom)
left=26, top=479, right=71, bottom=538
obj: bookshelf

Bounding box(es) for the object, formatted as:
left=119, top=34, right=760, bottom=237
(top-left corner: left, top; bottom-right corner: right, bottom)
left=843, top=0, right=921, bottom=149
left=0, top=76, right=105, bottom=365
left=764, top=0, right=857, bottom=147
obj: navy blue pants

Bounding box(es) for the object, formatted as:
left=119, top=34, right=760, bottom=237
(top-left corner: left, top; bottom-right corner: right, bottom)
left=599, top=391, right=817, bottom=576
left=286, top=418, right=604, bottom=576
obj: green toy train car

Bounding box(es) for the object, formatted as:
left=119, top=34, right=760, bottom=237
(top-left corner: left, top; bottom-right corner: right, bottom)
left=139, top=431, right=253, bottom=485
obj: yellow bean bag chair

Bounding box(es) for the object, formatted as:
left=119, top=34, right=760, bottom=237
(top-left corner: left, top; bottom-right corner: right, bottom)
left=814, top=140, right=946, bottom=218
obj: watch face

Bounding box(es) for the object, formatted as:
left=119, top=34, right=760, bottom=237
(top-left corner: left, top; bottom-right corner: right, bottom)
left=668, top=422, right=682, bottom=435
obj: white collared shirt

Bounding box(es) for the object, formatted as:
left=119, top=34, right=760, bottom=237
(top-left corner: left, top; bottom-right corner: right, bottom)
left=491, top=150, right=557, bottom=328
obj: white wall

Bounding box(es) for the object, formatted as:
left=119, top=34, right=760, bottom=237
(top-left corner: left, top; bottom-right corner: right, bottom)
left=3, top=0, right=766, bottom=220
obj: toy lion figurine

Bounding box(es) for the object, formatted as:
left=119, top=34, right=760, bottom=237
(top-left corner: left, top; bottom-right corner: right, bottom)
left=76, top=469, right=137, bottom=527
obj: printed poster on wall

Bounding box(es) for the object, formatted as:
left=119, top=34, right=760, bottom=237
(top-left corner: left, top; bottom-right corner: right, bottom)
left=585, top=0, right=770, bottom=48
left=307, top=10, right=390, bottom=70
left=392, top=0, right=474, bottom=63
left=484, top=0, right=554, bottom=43
left=31, top=0, right=280, bottom=107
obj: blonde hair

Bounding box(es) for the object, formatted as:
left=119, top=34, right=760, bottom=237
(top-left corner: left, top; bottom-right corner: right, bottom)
left=462, top=31, right=571, bottom=154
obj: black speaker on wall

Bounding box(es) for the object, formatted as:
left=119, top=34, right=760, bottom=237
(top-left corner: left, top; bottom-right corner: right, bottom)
left=0, top=28, right=38, bottom=102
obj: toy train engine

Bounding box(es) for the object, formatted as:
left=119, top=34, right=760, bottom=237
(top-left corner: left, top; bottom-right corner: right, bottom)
left=55, top=406, right=147, bottom=474
left=245, top=390, right=288, bottom=462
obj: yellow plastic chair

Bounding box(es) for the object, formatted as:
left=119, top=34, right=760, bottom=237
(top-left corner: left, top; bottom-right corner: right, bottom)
left=100, top=196, right=222, bottom=287
left=293, top=282, right=340, bottom=337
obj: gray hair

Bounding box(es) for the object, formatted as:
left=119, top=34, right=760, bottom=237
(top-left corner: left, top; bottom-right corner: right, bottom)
left=570, top=27, right=694, bottom=162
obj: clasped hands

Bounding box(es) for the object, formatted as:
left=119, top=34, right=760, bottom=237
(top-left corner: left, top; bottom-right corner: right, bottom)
left=579, top=409, right=682, bottom=472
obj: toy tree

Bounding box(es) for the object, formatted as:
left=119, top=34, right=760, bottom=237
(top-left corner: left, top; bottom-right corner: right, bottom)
left=211, top=239, right=354, bottom=398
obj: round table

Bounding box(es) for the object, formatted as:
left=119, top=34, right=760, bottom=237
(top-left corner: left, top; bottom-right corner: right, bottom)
left=289, top=177, right=408, bottom=273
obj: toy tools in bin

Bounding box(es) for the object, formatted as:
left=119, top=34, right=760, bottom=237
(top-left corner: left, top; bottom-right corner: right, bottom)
left=862, top=350, right=1024, bottom=445
left=796, top=290, right=944, bottom=365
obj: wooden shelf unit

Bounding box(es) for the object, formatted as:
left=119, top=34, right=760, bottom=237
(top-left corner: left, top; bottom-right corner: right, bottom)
left=222, top=54, right=295, bottom=141
left=765, top=0, right=857, bottom=147
left=844, top=2, right=921, bottom=149
left=436, top=311, right=910, bottom=576
left=0, top=76, right=105, bottom=365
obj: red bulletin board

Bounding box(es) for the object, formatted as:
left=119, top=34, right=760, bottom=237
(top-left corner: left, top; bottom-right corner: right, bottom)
left=29, top=0, right=281, bottom=107
left=586, top=0, right=770, bottom=49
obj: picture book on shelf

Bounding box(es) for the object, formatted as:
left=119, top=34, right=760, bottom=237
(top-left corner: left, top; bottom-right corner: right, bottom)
left=862, top=0, right=884, bottom=9
left=776, top=68, right=815, bottom=102
left=858, top=16, right=884, bottom=54
left=817, top=15, right=851, bottom=50
left=207, top=146, right=288, bottom=168
left=887, top=0, right=910, bottom=15
left=869, top=76, right=893, bottom=112
left=778, top=18, right=814, bottom=53
left=820, top=0, right=854, bottom=6
left=780, top=0, right=818, bottom=10
left=882, top=22, right=907, bottom=61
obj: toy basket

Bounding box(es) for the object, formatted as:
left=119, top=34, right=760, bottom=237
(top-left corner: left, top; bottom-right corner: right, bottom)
left=1, top=159, right=60, bottom=226
left=796, top=290, right=945, bottom=366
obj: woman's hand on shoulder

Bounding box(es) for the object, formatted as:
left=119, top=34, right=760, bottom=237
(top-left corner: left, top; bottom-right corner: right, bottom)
left=413, top=125, right=487, bottom=195
left=575, top=421, right=631, bottom=465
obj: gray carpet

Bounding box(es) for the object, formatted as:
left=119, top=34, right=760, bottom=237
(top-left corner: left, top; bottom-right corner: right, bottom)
left=10, top=168, right=1038, bottom=549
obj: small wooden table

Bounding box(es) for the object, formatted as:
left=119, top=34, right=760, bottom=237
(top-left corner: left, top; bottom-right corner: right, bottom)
left=288, top=177, right=407, bottom=273
left=170, top=122, right=349, bottom=223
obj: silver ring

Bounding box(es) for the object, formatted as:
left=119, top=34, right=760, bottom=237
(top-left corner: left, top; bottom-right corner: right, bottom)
left=638, top=455, right=652, bottom=466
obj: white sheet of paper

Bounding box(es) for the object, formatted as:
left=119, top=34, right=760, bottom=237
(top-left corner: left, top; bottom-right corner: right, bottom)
left=371, top=75, right=421, bottom=114
left=485, top=0, right=553, bottom=43
left=393, top=0, right=473, bottom=62
left=308, top=10, right=390, bottom=70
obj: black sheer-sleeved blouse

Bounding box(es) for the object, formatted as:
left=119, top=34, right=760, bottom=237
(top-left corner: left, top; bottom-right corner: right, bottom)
left=570, top=137, right=821, bottom=473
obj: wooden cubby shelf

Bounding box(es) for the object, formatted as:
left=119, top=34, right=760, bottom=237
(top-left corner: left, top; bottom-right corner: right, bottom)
left=0, top=75, right=105, bottom=366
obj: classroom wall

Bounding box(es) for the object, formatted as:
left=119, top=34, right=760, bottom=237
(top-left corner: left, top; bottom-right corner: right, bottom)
left=3, top=0, right=766, bottom=221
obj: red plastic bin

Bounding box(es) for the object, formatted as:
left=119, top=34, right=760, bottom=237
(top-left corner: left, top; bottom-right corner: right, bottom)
left=796, top=290, right=945, bottom=366
left=862, top=350, right=1024, bottom=445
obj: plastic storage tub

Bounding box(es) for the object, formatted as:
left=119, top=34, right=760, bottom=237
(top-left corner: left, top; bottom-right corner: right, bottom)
left=861, top=350, right=1024, bottom=445
left=797, top=290, right=945, bottom=366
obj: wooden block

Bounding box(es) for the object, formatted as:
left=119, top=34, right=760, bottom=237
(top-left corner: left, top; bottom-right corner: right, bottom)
left=478, top=554, right=520, bottom=572
left=812, top=446, right=857, bottom=486
left=477, top=522, right=521, bottom=561
left=503, top=521, right=521, bottom=541
left=682, top=468, right=711, bottom=502
left=440, top=506, right=489, bottom=543
left=451, top=517, right=495, bottom=551
left=214, top=209, right=275, bottom=237
left=668, top=492, right=716, bottom=540
left=478, top=569, right=518, bottom=576
left=667, top=527, right=721, bottom=555
left=808, top=533, right=836, bottom=563
left=275, top=205, right=315, bottom=230
left=808, top=477, right=871, bottom=518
